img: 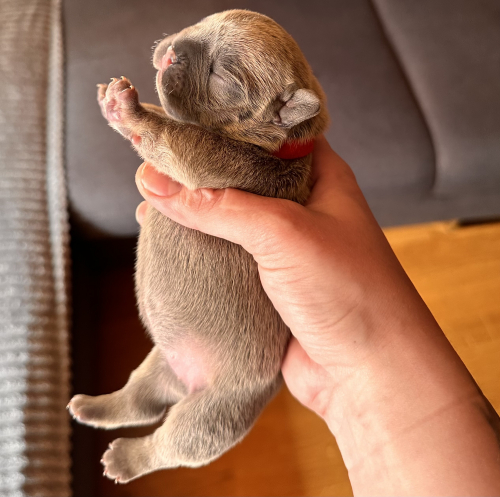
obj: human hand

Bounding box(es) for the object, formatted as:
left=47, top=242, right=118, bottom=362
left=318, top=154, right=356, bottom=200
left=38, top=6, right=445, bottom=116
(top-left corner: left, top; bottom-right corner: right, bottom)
left=134, top=136, right=423, bottom=418
left=135, top=137, right=500, bottom=494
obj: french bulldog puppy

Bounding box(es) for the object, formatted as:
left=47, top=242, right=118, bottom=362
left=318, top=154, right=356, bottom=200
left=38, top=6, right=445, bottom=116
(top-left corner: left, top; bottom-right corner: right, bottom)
left=68, top=9, right=329, bottom=483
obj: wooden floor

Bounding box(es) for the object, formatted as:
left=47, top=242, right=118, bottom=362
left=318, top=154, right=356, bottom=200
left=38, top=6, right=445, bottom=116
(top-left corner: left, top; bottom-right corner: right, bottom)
left=89, top=221, right=500, bottom=497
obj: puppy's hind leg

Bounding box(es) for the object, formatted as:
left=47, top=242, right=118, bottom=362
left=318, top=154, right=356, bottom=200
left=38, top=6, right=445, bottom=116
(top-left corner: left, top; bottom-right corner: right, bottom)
left=101, top=379, right=281, bottom=483
left=68, top=346, right=187, bottom=429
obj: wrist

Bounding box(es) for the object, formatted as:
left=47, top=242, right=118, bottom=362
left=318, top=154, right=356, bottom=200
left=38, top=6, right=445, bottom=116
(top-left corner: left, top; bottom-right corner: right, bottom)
left=319, top=318, right=500, bottom=494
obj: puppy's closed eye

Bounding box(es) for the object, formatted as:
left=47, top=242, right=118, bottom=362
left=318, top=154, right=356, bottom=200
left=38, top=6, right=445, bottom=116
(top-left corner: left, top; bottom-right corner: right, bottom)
left=208, top=63, right=245, bottom=102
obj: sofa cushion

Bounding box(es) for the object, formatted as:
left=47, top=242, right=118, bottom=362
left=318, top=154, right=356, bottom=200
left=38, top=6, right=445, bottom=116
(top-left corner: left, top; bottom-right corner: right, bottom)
left=65, top=0, right=434, bottom=236
left=373, top=0, right=500, bottom=196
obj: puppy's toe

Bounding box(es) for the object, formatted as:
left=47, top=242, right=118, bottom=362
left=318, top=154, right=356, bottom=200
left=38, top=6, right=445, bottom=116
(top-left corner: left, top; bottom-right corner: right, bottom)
left=67, top=394, right=107, bottom=427
left=100, top=76, right=139, bottom=123
left=97, top=83, right=108, bottom=101
left=106, top=76, right=136, bottom=98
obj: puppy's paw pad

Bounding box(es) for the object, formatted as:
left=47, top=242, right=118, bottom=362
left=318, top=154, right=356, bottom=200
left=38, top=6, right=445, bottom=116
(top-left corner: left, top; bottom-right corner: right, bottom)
left=101, top=438, right=141, bottom=484
left=100, top=76, right=140, bottom=123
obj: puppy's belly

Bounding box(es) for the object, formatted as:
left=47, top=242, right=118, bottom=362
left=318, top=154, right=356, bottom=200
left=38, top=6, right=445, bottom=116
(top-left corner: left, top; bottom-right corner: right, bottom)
left=164, top=343, right=209, bottom=392
left=136, top=207, right=289, bottom=385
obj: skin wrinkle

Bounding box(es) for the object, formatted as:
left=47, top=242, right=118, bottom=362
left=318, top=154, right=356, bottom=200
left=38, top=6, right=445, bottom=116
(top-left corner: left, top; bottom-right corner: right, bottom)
left=346, top=390, right=490, bottom=474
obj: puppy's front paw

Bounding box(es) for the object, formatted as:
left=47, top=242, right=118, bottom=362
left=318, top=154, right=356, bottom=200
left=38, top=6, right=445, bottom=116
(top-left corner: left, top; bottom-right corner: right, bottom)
left=101, top=437, right=151, bottom=484
left=97, top=76, right=141, bottom=126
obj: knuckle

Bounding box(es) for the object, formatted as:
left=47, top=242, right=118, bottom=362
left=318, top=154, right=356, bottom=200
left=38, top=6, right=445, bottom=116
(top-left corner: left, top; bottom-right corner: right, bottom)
left=268, top=201, right=305, bottom=236
left=179, top=188, right=224, bottom=215
left=254, top=200, right=309, bottom=253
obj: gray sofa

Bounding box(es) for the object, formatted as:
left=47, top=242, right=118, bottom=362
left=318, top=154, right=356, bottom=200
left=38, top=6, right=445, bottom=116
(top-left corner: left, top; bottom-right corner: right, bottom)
left=64, top=1, right=500, bottom=495
left=66, top=0, right=500, bottom=237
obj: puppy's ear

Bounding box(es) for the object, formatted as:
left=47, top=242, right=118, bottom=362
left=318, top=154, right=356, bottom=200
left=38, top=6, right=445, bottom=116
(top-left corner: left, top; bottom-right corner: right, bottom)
left=274, top=89, right=321, bottom=128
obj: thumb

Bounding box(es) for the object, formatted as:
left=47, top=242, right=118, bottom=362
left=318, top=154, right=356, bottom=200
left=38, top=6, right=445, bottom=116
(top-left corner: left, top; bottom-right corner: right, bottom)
left=282, top=338, right=332, bottom=417
left=135, top=162, right=302, bottom=255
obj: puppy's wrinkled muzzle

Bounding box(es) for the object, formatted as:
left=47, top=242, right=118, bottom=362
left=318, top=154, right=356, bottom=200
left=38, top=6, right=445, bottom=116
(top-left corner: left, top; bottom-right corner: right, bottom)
left=157, top=45, right=185, bottom=103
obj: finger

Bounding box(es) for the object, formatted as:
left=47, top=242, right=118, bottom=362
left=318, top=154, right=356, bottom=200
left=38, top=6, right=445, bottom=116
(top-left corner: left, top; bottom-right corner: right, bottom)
left=135, top=162, right=305, bottom=255
left=307, top=136, right=363, bottom=208
left=309, top=136, right=354, bottom=185
left=135, top=201, right=148, bottom=226
left=282, top=338, right=331, bottom=417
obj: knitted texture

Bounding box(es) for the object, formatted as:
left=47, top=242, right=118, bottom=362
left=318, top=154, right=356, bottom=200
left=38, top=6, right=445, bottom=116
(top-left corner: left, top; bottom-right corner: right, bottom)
left=0, top=0, right=71, bottom=495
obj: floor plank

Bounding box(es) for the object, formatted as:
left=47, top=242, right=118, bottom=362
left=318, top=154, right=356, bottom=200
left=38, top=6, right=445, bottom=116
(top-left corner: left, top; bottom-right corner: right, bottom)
left=86, top=221, right=500, bottom=496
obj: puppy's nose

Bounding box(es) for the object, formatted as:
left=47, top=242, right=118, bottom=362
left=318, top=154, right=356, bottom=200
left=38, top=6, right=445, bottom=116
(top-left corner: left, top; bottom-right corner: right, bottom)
left=161, top=46, right=177, bottom=70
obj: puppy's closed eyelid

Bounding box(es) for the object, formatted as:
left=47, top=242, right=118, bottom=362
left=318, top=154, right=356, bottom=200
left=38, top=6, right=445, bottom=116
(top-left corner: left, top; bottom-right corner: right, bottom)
left=209, top=70, right=224, bottom=82
left=209, top=59, right=220, bottom=73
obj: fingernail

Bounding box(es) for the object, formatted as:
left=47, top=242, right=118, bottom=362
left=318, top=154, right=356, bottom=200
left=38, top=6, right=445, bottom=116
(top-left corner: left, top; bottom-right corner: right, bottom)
left=141, top=163, right=182, bottom=197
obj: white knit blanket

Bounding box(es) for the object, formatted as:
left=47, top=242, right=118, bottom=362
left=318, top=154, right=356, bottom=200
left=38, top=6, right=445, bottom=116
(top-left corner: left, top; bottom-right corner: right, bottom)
left=0, top=0, right=71, bottom=495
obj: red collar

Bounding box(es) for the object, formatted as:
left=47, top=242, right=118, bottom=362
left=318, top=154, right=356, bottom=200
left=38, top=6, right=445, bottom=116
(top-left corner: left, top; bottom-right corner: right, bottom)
left=271, top=139, right=315, bottom=159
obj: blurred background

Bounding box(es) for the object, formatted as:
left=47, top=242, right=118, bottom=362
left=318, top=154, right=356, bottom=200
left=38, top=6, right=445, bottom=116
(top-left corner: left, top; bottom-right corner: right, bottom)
left=1, top=0, right=499, bottom=495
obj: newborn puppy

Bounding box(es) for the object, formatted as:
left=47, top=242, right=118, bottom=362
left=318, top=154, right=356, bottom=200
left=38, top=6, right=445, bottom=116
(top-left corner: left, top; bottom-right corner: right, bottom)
left=68, top=9, right=328, bottom=483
